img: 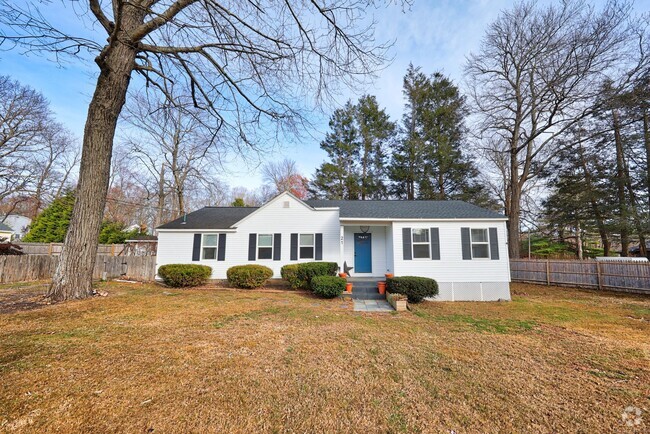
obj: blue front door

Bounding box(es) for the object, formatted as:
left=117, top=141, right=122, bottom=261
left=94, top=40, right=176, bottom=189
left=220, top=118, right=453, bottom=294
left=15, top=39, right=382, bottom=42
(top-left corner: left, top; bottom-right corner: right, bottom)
left=354, top=233, right=372, bottom=273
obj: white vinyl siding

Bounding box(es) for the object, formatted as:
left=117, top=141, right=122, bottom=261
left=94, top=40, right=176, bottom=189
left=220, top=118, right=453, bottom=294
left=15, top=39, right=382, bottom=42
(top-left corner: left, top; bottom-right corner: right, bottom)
left=157, top=194, right=340, bottom=279
left=392, top=221, right=509, bottom=284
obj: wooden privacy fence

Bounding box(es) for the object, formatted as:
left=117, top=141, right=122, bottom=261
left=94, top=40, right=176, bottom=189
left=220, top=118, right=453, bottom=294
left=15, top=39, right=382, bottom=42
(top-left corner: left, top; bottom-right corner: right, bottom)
left=16, top=242, right=125, bottom=256
left=511, top=259, right=650, bottom=295
left=0, top=255, right=157, bottom=284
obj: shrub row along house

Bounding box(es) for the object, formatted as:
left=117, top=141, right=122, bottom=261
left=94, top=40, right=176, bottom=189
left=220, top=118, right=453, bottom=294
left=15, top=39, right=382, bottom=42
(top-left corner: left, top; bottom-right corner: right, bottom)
left=156, top=192, right=510, bottom=301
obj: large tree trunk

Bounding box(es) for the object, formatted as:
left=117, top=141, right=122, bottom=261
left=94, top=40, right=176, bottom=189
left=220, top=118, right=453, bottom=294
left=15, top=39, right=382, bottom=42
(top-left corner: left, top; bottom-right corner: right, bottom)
left=576, top=142, right=610, bottom=256
left=155, top=164, right=166, bottom=229
left=48, top=23, right=140, bottom=301
left=613, top=109, right=629, bottom=257
left=643, top=107, right=650, bottom=212
left=507, top=142, right=521, bottom=259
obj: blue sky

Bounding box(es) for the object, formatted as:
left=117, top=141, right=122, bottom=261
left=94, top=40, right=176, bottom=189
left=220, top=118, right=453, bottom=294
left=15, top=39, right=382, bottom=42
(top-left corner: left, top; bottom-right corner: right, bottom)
left=0, top=0, right=636, bottom=191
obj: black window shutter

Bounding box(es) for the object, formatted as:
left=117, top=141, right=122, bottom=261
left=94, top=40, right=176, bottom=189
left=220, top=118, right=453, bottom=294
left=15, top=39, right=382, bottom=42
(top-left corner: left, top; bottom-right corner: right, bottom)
left=248, top=233, right=257, bottom=261
left=402, top=227, right=412, bottom=260
left=192, top=234, right=201, bottom=261
left=430, top=227, right=440, bottom=260
left=217, top=234, right=226, bottom=261
left=489, top=227, right=499, bottom=260
left=290, top=234, right=298, bottom=260
left=273, top=233, right=282, bottom=261
left=315, top=233, right=323, bottom=260
left=461, top=228, right=471, bottom=260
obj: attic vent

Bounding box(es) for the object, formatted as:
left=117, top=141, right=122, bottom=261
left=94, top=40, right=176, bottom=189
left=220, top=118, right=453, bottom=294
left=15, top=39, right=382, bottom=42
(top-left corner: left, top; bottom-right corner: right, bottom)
left=283, top=201, right=290, bottom=208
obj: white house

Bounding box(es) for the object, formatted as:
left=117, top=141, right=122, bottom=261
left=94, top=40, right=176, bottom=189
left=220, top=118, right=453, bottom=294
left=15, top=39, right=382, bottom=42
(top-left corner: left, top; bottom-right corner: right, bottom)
left=0, top=222, right=12, bottom=240
left=0, top=215, right=31, bottom=240
left=156, top=192, right=511, bottom=301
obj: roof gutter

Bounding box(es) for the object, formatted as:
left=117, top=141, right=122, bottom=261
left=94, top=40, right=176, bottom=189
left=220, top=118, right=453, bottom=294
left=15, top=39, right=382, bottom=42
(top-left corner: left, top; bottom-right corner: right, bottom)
left=339, top=217, right=508, bottom=222
left=156, top=228, right=238, bottom=233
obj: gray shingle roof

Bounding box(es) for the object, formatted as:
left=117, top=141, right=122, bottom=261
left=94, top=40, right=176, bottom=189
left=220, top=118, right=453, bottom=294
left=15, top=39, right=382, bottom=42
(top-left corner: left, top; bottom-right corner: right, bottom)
left=157, top=200, right=504, bottom=230
left=304, top=200, right=505, bottom=219
left=157, top=207, right=258, bottom=230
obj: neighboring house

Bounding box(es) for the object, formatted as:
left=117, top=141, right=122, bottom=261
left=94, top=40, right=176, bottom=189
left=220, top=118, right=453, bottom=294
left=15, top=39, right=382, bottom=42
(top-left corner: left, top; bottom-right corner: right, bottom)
left=0, top=215, right=32, bottom=240
left=156, top=192, right=510, bottom=301
left=0, top=222, right=13, bottom=241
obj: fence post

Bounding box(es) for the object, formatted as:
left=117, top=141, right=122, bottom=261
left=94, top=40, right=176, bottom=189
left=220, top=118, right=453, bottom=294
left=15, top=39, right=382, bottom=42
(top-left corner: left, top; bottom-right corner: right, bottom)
left=48, top=243, right=53, bottom=256
left=110, top=244, right=115, bottom=256
left=596, top=261, right=603, bottom=290
left=546, top=260, right=550, bottom=285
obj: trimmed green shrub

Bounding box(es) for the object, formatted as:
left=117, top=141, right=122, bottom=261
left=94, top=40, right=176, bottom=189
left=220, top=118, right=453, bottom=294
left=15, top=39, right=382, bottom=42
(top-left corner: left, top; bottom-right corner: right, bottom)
left=227, top=264, right=273, bottom=289
left=281, top=264, right=306, bottom=289
left=311, top=275, right=346, bottom=298
left=158, top=264, right=212, bottom=287
left=386, top=276, right=439, bottom=303
left=295, top=262, right=338, bottom=289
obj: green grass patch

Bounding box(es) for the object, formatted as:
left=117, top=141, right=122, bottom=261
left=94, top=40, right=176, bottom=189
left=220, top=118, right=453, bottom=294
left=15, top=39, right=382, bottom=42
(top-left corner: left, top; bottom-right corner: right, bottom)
left=435, top=314, right=537, bottom=334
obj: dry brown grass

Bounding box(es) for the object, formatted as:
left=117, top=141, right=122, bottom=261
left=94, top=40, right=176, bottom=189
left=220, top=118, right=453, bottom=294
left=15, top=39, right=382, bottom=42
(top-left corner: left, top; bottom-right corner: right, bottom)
left=1, top=282, right=648, bottom=433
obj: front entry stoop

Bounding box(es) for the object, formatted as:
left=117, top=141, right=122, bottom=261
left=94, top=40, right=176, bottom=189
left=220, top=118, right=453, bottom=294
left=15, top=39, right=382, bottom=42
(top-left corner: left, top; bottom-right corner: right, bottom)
left=344, top=278, right=394, bottom=311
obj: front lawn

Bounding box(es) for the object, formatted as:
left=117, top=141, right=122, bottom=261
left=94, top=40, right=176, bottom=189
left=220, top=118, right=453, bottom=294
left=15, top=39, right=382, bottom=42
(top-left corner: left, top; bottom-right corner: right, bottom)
left=1, top=282, right=648, bottom=432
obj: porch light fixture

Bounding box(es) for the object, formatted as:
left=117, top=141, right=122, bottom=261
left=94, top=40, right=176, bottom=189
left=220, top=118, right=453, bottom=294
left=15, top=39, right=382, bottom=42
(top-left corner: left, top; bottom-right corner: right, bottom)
left=360, top=225, right=370, bottom=233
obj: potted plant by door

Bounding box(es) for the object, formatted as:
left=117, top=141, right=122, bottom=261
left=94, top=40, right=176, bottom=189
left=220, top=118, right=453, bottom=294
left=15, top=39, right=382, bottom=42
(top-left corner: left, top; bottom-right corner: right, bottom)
left=377, top=281, right=386, bottom=295
left=385, top=273, right=394, bottom=279
left=345, top=282, right=353, bottom=293
left=338, top=272, right=348, bottom=278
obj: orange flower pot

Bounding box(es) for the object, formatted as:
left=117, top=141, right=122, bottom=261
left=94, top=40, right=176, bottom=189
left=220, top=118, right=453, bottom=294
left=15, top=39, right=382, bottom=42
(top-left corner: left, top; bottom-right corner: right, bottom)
left=385, top=273, right=394, bottom=279
left=338, top=272, right=348, bottom=278
left=345, top=282, right=353, bottom=293
left=377, top=281, right=386, bottom=295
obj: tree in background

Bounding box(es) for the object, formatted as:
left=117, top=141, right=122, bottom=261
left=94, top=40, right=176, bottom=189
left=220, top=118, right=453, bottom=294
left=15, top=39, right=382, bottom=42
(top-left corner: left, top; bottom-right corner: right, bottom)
left=1, top=0, right=391, bottom=301
left=311, top=102, right=361, bottom=199
left=356, top=95, right=395, bottom=199
left=0, top=76, right=78, bottom=219
left=390, top=65, right=491, bottom=205
left=23, top=192, right=75, bottom=243
left=390, top=65, right=429, bottom=200
left=98, top=221, right=140, bottom=244
left=466, top=0, right=636, bottom=258
left=261, top=159, right=309, bottom=199
left=121, top=92, right=227, bottom=222
left=311, top=97, right=394, bottom=199
left=231, top=198, right=246, bottom=207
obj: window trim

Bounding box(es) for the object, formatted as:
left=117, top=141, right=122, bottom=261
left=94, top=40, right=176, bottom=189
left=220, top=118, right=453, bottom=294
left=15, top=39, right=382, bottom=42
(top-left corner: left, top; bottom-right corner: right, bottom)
left=470, top=228, right=490, bottom=259
left=411, top=228, right=431, bottom=260
left=298, top=233, right=315, bottom=260
left=201, top=234, right=219, bottom=260
left=257, top=233, right=274, bottom=260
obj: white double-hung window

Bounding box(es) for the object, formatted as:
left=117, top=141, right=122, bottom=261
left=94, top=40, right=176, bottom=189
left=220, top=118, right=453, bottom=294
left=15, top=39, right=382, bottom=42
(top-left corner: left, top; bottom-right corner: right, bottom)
left=411, top=228, right=430, bottom=259
left=470, top=229, right=489, bottom=258
left=299, top=234, right=315, bottom=259
left=202, top=234, right=218, bottom=260
left=257, top=234, right=273, bottom=260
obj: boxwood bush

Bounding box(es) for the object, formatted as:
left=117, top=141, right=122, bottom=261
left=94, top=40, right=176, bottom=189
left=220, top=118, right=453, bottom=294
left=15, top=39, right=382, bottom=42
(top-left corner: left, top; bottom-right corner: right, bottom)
left=295, top=262, right=338, bottom=289
left=311, top=275, right=346, bottom=298
left=280, top=264, right=305, bottom=289
left=158, top=264, right=212, bottom=288
left=386, top=276, right=438, bottom=303
left=227, top=264, right=273, bottom=289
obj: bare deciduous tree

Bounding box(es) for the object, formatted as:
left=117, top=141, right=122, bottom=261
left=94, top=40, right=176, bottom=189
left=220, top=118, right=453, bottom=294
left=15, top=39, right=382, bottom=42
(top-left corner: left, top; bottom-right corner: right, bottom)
left=0, top=75, right=78, bottom=220
left=261, top=158, right=308, bottom=198
left=122, top=92, right=226, bottom=220
left=0, top=0, right=394, bottom=300
left=466, top=0, right=636, bottom=258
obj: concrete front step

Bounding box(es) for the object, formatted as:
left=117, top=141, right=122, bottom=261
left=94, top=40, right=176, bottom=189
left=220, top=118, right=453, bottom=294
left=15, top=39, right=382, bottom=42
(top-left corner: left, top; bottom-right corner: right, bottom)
left=351, top=292, right=386, bottom=300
